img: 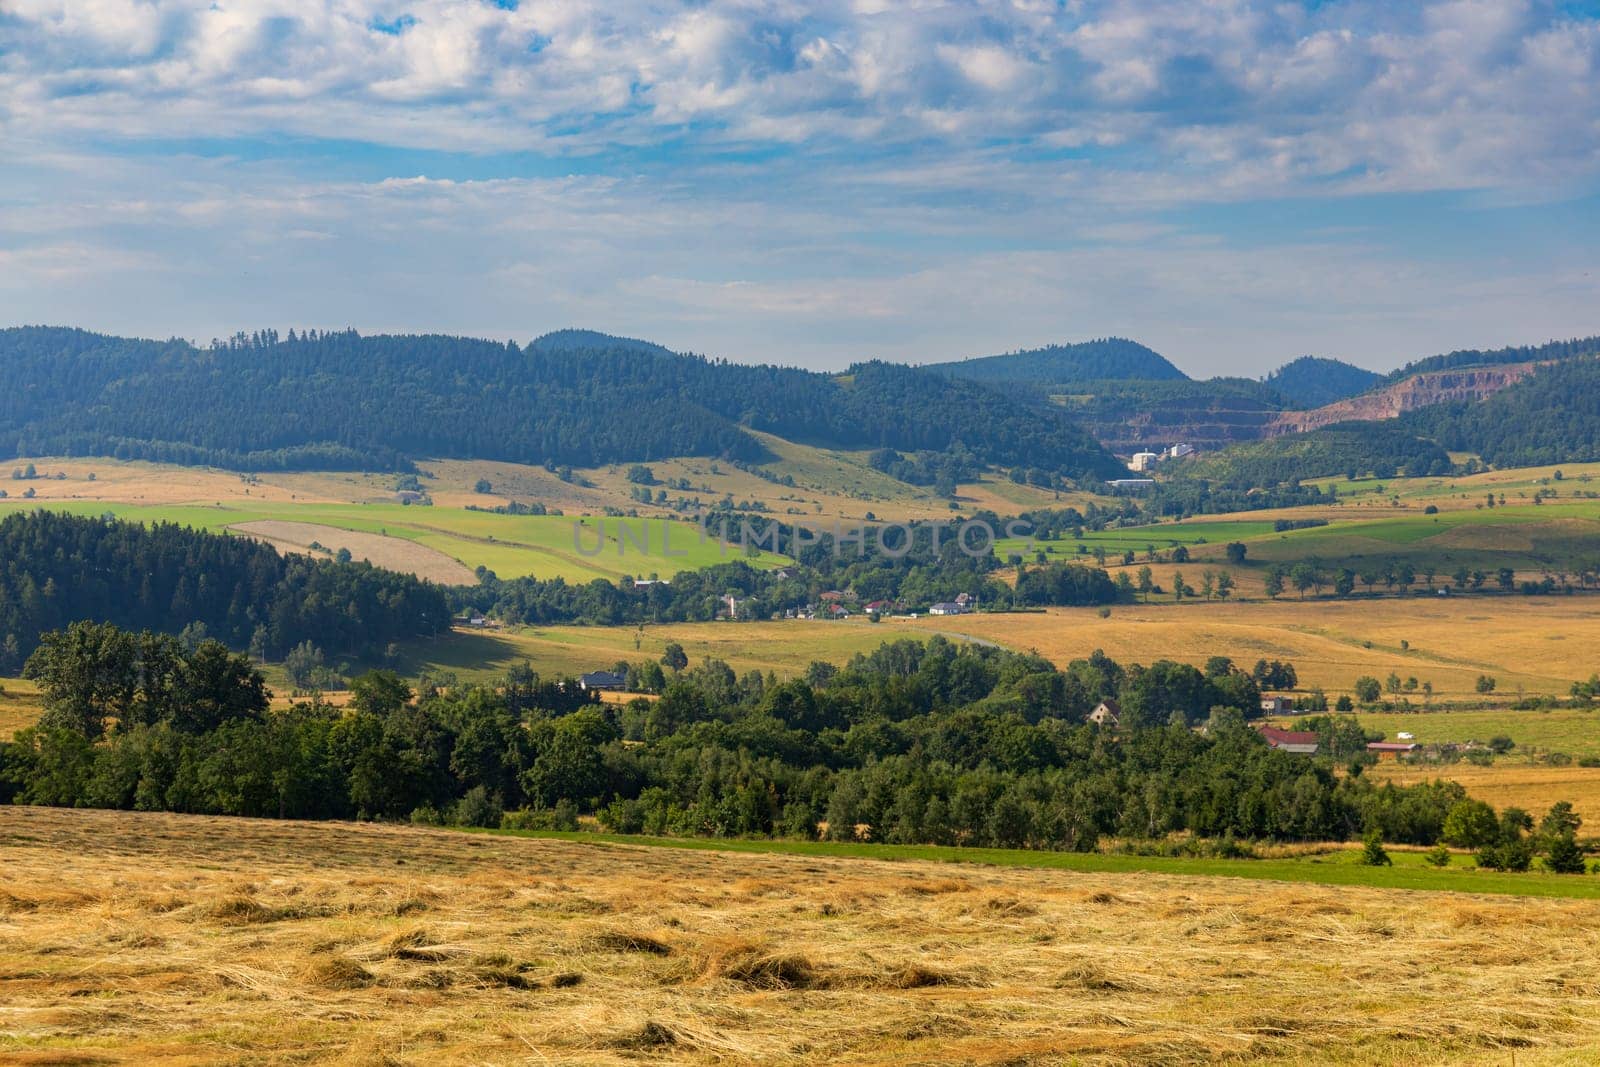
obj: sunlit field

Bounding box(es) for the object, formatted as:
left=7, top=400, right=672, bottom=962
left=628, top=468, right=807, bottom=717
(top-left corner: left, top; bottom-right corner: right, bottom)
left=5, top=806, right=1600, bottom=1065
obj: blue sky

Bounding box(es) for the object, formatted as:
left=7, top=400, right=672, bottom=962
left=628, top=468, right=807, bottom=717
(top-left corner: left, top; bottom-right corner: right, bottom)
left=1, top=0, right=1597, bottom=376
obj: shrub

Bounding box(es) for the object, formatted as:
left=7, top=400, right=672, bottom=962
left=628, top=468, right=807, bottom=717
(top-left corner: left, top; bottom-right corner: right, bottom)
left=454, top=785, right=504, bottom=829
left=552, top=798, right=580, bottom=831
left=1423, top=844, right=1451, bottom=867
left=1361, top=829, right=1392, bottom=867
left=1487, top=735, right=1515, bottom=754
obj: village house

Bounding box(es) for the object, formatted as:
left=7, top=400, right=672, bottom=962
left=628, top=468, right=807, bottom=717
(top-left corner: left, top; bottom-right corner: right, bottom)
left=929, top=601, right=966, bottom=616
left=1087, top=699, right=1121, bottom=728
left=1256, top=725, right=1319, bottom=755
left=578, top=670, right=627, bottom=692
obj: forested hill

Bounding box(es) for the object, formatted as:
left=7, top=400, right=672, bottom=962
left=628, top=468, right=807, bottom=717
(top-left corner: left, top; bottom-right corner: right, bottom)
left=0, top=327, right=1121, bottom=481
left=1380, top=335, right=1600, bottom=384
left=927, top=337, right=1188, bottom=384
left=1399, top=356, right=1600, bottom=468
left=0, top=511, right=451, bottom=672
left=1264, top=356, right=1381, bottom=408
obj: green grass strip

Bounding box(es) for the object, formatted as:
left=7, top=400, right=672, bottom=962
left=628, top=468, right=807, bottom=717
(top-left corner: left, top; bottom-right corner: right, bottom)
left=475, top=828, right=1600, bottom=900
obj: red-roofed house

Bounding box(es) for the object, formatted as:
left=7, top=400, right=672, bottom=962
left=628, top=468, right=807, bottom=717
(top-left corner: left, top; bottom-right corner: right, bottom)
left=1256, top=725, right=1319, bottom=755
left=1367, top=741, right=1420, bottom=760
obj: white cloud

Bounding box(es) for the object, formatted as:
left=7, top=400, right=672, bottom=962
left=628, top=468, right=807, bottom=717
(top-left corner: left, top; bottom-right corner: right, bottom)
left=0, top=1, right=1597, bottom=372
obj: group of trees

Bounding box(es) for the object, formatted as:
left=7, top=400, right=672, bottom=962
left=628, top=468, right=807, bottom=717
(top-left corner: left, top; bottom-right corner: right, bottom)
left=1182, top=424, right=1453, bottom=489
left=0, top=512, right=451, bottom=672
left=1260, top=557, right=1562, bottom=601
left=0, top=327, right=1122, bottom=482
left=2, top=623, right=1582, bottom=865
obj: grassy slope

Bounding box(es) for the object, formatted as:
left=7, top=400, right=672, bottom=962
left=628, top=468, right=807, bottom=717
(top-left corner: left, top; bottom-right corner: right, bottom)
left=0, top=497, right=787, bottom=582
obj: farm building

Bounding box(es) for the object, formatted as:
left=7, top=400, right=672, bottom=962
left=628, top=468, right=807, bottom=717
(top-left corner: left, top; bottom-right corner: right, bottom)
left=929, top=602, right=966, bottom=616
left=1256, top=725, right=1319, bottom=755
left=1087, top=700, right=1121, bottom=728
left=1260, top=695, right=1294, bottom=714
left=1367, top=741, right=1421, bottom=760
left=579, top=671, right=627, bottom=692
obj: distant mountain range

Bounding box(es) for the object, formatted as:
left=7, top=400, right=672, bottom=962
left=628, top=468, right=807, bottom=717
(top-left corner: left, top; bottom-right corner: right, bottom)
left=2, top=323, right=1597, bottom=490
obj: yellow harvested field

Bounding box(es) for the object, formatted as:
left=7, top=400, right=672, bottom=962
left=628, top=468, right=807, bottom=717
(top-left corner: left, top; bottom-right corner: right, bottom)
left=1372, top=763, right=1600, bottom=826
left=4, top=806, right=1600, bottom=1065
left=0, top=678, right=42, bottom=740
left=230, top=519, right=478, bottom=585
left=894, top=597, right=1600, bottom=700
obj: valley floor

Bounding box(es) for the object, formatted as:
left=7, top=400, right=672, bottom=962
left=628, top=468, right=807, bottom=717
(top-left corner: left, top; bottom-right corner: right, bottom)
left=3, top=807, right=1600, bottom=1065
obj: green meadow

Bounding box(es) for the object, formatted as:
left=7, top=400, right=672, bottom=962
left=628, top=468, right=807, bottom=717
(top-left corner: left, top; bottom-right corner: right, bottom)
left=484, top=829, right=1600, bottom=901
left=0, top=498, right=788, bottom=583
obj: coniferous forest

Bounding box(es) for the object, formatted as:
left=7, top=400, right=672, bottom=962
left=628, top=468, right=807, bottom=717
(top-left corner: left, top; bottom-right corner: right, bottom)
left=0, top=327, right=1123, bottom=481
left=0, top=512, right=451, bottom=672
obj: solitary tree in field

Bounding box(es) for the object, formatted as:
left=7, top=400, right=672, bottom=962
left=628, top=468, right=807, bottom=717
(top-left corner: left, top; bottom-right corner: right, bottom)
left=1353, top=676, right=1382, bottom=704
left=1137, top=566, right=1154, bottom=602
left=1476, top=674, right=1497, bottom=695
left=1264, top=567, right=1285, bottom=599
left=661, top=642, right=688, bottom=672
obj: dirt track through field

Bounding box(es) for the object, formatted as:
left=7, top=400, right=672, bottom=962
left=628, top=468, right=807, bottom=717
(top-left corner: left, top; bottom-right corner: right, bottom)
left=230, top=519, right=477, bottom=585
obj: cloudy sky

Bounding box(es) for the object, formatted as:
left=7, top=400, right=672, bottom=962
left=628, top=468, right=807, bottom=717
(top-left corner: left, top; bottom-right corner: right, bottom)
left=2, top=0, right=1598, bottom=375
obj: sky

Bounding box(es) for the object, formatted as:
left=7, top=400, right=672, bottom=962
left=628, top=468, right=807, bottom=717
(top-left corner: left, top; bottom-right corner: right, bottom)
left=1, top=1, right=1598, bottom=377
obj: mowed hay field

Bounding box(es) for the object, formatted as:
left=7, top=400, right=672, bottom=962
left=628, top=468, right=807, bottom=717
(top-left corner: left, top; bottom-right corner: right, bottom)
left=5, top=808, right=1600, bottom=1065
left=895, top=597, right=1600, bottom=701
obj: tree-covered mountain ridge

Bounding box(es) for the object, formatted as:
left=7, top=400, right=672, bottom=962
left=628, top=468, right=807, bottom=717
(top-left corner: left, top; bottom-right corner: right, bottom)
left=0, top=326, right=1123, bottom=482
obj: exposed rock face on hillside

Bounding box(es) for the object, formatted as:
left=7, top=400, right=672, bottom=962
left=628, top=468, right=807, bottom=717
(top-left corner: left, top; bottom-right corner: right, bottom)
left=1076, top=399, right=1282, bottom=455
left=1263, top=363, right=1544, bottom=436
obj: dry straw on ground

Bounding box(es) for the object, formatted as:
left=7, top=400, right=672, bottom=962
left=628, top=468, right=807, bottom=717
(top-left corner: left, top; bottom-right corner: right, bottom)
left=3, top=806, right=1600, bottom=1064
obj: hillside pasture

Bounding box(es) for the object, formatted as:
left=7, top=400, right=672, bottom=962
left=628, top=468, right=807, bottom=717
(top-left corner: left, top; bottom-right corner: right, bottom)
left=0, top=494, right=790, bottom=584
left=1322, top=707, right=1600, bottom=758
left=5, top=806, right=1600, bottom=1065
left=891, top=597, right=1600, bottom=701
left=391, top=620, right=909, bottom=684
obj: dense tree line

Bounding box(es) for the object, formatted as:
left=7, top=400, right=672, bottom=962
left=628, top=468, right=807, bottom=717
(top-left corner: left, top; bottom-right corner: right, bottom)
left=0, top=327, right=1121, bottom=481
left=0, top=512, right=450, bottom=671
left=4, top=623, right=1523, bottom=855
left=1379, top=335, right=1600, bottom=384
left=1178, top=422, right=1452, bottom=487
